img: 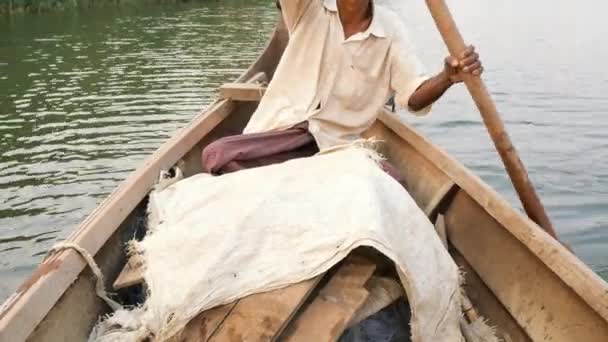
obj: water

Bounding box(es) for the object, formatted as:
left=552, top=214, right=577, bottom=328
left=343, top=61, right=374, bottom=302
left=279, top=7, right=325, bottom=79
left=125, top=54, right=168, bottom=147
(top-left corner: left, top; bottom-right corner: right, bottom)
left=0, top=0, right=606, bottom=301
left=0, top=0, right=277, bottom=299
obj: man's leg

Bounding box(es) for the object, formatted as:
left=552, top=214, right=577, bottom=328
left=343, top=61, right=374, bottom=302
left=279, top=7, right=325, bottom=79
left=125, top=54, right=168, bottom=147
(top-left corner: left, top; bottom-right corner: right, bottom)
left=201, top=124, right=318, bottom=175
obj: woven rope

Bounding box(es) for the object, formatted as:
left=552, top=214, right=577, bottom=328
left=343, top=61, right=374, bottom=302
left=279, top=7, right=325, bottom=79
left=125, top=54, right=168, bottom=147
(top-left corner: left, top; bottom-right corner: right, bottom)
left=48, top=242, right=123, bottom=311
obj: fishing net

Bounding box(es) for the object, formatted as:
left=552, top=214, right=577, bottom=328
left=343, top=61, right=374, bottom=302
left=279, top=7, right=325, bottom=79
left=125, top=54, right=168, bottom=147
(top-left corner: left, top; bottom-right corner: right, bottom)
left=89, top=146, right=464, bottom=342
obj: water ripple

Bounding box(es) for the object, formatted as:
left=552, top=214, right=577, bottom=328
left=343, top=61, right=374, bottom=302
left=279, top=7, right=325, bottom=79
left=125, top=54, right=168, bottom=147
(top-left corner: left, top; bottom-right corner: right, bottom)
left=0, top=0, right=277, bottom=301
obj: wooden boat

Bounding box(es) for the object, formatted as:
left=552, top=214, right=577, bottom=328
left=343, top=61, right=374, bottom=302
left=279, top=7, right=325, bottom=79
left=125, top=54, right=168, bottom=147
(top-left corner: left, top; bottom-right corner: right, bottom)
left=1, top=21, right=607, bottom=342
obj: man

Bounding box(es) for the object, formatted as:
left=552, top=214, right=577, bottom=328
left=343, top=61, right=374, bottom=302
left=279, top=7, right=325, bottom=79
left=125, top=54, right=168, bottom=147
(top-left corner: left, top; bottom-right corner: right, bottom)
left=202, top=0, right=483, bottom=175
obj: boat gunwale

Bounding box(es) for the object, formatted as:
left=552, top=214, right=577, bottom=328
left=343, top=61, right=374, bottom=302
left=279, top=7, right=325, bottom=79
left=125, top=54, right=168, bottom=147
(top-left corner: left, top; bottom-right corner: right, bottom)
left=378, top=110, right=608, bottom=321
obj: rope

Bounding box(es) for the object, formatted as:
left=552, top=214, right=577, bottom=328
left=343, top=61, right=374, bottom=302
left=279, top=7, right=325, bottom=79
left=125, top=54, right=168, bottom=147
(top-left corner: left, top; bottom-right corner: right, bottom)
left=48, top=242, right=123, bottom=312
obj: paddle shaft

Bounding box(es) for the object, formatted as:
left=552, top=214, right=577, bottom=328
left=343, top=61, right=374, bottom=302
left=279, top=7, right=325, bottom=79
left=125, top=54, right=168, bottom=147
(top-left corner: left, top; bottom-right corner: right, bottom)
left=425, top=0, right=558, bottom=239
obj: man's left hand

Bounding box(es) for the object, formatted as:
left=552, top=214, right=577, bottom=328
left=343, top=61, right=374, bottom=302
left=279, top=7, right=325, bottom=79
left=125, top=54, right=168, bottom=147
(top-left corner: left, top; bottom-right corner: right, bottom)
left=444, top=45, right=483, bottom=84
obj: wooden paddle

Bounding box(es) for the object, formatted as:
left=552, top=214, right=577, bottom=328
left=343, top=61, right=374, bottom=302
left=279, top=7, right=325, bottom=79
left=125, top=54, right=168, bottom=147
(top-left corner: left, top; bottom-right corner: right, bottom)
left=424, top=0, right=558, bottom=239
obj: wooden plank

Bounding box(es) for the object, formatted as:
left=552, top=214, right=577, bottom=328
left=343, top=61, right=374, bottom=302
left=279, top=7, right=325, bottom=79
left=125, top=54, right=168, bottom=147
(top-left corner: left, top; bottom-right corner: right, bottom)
left=376, top=111, right=608, bottom=322
left=445, top=190, right=608, bottom=341
left=451, top=250, right=532, bottom=342
left=282, top=258, right=376, bottom=342
left=208, top=276, right=322, bottom=342
left=247, top=71, right=268, bottom=84
left=348, top=276, right=403, bottom=328
left=177, top=302, right=236, bottom=342
left=219, top=83, right=266, bottom=102
left=423, top=181, right=457, bottom=218
left=113, top=259, right=144, bottom=290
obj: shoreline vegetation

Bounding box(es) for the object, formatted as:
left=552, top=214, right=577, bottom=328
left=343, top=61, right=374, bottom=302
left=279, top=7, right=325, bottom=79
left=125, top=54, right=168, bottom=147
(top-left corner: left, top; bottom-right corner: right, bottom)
left=0, top=0, right=195, bottom=15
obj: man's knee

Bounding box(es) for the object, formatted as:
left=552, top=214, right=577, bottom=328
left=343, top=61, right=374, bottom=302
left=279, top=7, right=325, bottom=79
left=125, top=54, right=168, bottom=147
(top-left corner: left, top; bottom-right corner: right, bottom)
left=201, top=139, right=228, bottom=173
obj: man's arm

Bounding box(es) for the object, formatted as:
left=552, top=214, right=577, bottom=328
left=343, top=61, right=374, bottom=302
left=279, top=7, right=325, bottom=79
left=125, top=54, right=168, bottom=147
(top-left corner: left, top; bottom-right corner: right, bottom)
left=408, top=45, right=483, bottom=111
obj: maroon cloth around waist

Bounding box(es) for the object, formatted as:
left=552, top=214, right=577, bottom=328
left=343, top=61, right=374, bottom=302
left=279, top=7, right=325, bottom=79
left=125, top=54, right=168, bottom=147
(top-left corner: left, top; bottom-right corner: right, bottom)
left=201, top=123, right=317, bottom=175
left=200, top=122, right=403, bottom=183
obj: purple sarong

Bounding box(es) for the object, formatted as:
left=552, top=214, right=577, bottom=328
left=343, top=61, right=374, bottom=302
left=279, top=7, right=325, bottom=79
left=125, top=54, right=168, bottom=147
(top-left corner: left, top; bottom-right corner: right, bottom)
left=201, top=123, right=317, bottom=175
left=201, top=123, right=403, bottom=183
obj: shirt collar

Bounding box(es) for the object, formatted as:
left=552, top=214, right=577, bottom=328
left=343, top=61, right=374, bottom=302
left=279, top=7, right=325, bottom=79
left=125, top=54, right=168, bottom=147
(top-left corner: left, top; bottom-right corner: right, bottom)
left=323, top=0, right=387, bottom=39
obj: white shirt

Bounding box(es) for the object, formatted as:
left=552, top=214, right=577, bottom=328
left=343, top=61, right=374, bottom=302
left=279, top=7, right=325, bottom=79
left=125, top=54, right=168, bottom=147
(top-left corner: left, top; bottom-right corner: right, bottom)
left=244, top=0, right=431, bottom=150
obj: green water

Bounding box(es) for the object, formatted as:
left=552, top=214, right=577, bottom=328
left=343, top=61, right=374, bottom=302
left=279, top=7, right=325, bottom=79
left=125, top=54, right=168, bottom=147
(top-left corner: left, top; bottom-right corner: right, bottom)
left=0, top=0, right=177, bottom=14
left=1, top=0, right=607, bottom=301
left=0, top=0, right=277, bottom=299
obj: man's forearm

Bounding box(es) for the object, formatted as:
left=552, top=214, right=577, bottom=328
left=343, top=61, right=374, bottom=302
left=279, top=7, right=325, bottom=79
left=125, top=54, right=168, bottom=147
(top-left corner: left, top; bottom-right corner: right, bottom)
left=408, top=71, right=453, bottom=111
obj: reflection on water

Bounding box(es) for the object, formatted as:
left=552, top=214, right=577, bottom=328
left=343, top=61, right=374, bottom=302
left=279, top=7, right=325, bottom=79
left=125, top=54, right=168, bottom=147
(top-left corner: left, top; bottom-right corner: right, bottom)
left=0, top=0, right=276, bottom=299
left=0, top=0, right=607, bottom=301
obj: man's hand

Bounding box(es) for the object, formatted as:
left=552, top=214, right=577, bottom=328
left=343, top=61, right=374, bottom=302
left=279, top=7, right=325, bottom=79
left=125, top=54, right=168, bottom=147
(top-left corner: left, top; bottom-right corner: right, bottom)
left=443, top=45, right=483, bottom=84
left=408, top=44, right=484, bottom=111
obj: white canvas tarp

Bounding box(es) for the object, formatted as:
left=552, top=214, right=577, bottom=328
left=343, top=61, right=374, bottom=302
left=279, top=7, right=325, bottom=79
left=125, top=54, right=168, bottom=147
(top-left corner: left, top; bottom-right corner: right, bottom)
left=90, top=146, right=464, bottom=342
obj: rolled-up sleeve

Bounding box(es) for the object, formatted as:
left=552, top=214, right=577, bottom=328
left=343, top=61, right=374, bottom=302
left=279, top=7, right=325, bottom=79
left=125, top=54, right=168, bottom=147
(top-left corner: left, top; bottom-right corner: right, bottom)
left=279, top=0, right=315, bottom=33
left=389, top=23, right=431, bottom=116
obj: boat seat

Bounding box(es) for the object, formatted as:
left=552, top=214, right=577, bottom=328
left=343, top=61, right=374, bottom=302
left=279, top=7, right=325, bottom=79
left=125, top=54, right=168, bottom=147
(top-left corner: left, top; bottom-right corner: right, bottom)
left=219, top=83, right=267, bottom=102
left=219, top=71, right=268, bottom=102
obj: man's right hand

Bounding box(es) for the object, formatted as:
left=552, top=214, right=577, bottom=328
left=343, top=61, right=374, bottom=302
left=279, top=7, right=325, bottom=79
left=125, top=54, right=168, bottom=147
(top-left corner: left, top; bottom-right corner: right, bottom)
left=443, top=45, right=483, bottom=84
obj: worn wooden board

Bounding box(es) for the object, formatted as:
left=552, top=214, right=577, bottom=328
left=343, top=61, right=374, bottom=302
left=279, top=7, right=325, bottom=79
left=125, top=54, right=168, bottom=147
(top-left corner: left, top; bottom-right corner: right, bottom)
left=423, top=181, right=457, bottom=219
left=348, top=276, right=404, bottom=328
left=208, top=276, right=323, bottom=342
left=445, top=190, right=608, bottom=341
left=175, top=302, right=237, bottom=342
left=451, top=250, right=532, bottom=342
left=113, top=260, right=144, bottom=290
left=219, top=83, right=266, bottom=102
left=282, top=258, right=376, bottom=342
